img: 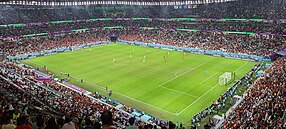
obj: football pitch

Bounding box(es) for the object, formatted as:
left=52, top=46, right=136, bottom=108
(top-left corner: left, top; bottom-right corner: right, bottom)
left=22, top=43, right=256, bottom=125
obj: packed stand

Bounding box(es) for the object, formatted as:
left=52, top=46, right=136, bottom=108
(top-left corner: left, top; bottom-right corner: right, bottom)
left=223, top=58, right=286, bottom=128
left=0, top=30, right=109, bottom=56
left=197, top=0, right=286, bottom=19
left=118, top=29, right=285, bottom=56
left=0, top=0, right=285, bottom=24
left=0, top=62, right=179, bottom=129
left=1, top=20, right=286, bottom=39
left=1, top=29, right=284, bottom=57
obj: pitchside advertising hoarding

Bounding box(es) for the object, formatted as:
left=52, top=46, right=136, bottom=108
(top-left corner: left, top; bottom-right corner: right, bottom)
left=174, top=4, right=198, bottom=9
left=0, top=52, right=5, bottom=61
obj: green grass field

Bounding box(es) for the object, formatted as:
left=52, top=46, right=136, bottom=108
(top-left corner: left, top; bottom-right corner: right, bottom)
left=22, top=43, right=256, bottom=125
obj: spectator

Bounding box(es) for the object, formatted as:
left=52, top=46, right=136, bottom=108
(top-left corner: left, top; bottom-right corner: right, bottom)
left=32, top=115, right=45, bottom=129
left=83, top=119, right=93, bottom=129
left=56, top=118, right=64, bottom=129
left=101, top=110, right=116, bottom=129
left=126, top=117, right=138, bottom=129
left=223, top=58, right=286, bottom=128
left=1, top=113, right=16, bottom=129
left=44, top=118, right=59, bottom=129
left=15, top=116, right=32, bottom=129
left=62, top=118, right=78, bottom=129
left=92, top=121, right=101, bottom=129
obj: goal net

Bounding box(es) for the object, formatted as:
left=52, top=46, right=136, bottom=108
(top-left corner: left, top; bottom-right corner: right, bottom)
left=219, top=72, right=232, bottom=85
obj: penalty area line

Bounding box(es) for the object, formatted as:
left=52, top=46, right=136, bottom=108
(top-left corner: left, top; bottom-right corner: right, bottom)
left=176, top=83, right=220, bottom=116
left=199, top=72, right=219, bottom=85
left=176, top=61, right=250, bottom=116
left=161, top=62, right=208, bottom=87
left=78, top=79, right=177, bottom=116
left=234, top=61, right=249, bottom=72
left=158, top=85, right=199, bottom=98
left=111, top=90, right=177, bottom=116
left=156, top=62, right=208, bottom=99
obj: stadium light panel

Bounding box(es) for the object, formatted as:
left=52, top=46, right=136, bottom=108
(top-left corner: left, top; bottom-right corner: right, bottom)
left=249, top=18, right=263, bottom=21
left=36, top=32, right=49, bottom=36
left=246, top=32, right=255, bottom=35
left=103, top=26, right=124, bottom=29
left=139, top=27, right=158, bottom=30
left=23, top=34, right=36, bottom=37
left=223, top=31, right=247, bottom=34
left=0, top=25, right=7, bottom=27
left=50, top=20, right=72, bottom=24
left=222, top=18, right=247, bottom=21
left=8, top=24, right=24, bottom=27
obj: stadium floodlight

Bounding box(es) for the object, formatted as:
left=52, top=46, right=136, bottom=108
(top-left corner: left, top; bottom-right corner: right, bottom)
left=219, top=72, right=232, bottom=85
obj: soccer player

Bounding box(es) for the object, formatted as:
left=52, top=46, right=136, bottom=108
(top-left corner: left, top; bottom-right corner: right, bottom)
left=163, top=56, right=166, bottom=63
left=184, top=52, right=188, bottom=56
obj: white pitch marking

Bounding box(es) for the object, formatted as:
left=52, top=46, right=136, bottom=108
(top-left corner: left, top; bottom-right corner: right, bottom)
left=176, top=61, right=250, bottom=116
left=159, top=86, right=199, bottom=98
left=234, top=61, right=249, bottom=72
left=160, top=62, right=208, bottom=87
left=111, top=90, right=177, bottom=115
left=199, top=72, right=219, bottom=84
left=76, top=79, right=177, bottom=115
left=176, top=83, right=220, bottom=116
left=157, top=63, right=208, bottom=100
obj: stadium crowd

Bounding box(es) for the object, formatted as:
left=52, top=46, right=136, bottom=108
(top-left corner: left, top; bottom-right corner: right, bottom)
left=223, top=57, right=286, bottom=128
left=1, top=20, right=286, bottom=39
left=197, top=0, right=286, bottom=19
left=191, top=63, right=262, bottom=125
left=0, top=62, right=181, bottom=129
left=1, top=29, right=284, bottom=57
left=0, top=0, right=285, bottom=128
left=119, top=29, right=285, bottom=56
left=0, top=31, right=108, bottom=56
left=0, top=0, right=285, bottom=24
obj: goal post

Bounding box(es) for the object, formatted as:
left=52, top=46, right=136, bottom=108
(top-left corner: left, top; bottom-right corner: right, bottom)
left=219, top=72, right=232, bottom=85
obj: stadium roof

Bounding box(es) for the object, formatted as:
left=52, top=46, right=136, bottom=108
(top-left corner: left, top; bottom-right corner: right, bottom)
left=1, top=0, right=237, bottom=6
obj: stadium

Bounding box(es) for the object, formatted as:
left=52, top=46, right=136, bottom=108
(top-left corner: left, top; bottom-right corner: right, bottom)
left=0, top=0, right=285, bottom=129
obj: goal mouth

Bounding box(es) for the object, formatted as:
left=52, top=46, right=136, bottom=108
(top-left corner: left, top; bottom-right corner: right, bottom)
left=219, top=72, right=232, bottom=85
